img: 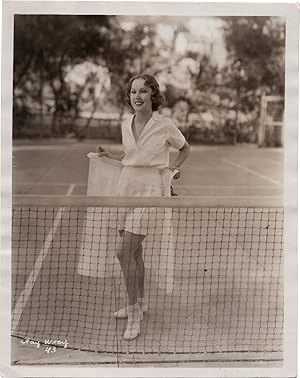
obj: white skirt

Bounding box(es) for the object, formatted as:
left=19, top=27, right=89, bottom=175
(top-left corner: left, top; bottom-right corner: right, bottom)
left=116, top=166, right=172, bottom=235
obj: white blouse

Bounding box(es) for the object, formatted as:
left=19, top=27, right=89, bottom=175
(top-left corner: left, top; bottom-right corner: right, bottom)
left=121, top=112, right=186, bottom=169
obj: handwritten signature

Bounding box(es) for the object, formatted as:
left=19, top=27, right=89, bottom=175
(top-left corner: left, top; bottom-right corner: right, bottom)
left=20, top=338, right=69, bottom=353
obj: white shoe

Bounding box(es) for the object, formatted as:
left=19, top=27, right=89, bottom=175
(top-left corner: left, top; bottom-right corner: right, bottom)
left=123, top=304, right=143, bottom=341
left=114, top=300, right=148, bottom=319
left=113, top=307, right=129, bottom=319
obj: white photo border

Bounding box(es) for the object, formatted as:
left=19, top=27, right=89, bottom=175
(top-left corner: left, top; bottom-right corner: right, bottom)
left=1, top=2, right=298, bottom=377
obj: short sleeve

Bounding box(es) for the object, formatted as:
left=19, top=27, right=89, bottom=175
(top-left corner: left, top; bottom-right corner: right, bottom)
left=167, top=119, right=186, bottom=150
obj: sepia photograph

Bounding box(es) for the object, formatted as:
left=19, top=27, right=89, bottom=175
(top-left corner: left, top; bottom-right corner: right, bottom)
left=1, top=1, right=298, bottom=377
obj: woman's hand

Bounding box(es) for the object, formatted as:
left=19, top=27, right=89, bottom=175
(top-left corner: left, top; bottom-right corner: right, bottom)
left=96, top=146, right=126, bottom=161
left=169, top=167, right=181, bottom=180
left=169, top=142, right=190, bottom=179
left=97, top=145, right=111, bottom=158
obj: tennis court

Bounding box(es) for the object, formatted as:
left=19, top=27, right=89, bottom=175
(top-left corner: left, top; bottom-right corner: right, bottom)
left=13, top=141, right=283, bottom=198
left=11, top=141, right=284, bottom=366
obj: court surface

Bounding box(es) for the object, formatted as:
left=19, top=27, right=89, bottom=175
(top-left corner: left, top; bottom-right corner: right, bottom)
left=11, top=140, right=284, bottom=366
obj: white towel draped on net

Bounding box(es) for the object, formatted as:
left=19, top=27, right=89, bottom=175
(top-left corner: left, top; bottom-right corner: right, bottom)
left=77, top=152, right=176, bottom=294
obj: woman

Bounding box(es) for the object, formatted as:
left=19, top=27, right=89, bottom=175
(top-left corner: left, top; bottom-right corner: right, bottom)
left=98, top=74, right=190, bottom=341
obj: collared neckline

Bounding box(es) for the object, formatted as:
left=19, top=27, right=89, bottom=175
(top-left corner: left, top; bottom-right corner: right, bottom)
left=129, top=112, right=156, bottom=145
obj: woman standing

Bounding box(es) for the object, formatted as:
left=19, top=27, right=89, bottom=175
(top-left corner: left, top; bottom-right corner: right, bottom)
left=98, top=74, right=190, bottom=340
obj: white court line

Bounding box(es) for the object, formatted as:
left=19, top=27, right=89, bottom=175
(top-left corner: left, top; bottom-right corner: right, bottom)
left=222, top=158, right=281, bottom=186
left=12, top=184, right=73, bottom=333
left=13, top=144, right=123, bottom=152
left=260, top=158, right=282, bottom=166
left=13, top=145, right=73, bottom=151
left=176, top=184, right=282, bottom=188
left=14, top=182, right=282, bottom=189
left=67, top=184, right=75, bottom=196
left=14, top=182, right=85, bottom=188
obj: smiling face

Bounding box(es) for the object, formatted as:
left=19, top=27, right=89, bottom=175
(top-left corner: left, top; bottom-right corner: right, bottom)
left=130, top=78, right=153, bottom=113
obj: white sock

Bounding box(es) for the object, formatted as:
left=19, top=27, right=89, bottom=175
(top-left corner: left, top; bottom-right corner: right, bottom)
left=127, top=303, right=141, bottom=320
left=137, top=297, right=147, bottom=310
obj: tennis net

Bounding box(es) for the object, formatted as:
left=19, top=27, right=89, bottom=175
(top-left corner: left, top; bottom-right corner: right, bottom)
left=11, top=195, right=284, bottom=365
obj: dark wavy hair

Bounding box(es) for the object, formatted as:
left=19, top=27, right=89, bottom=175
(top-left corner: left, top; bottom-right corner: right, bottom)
left=124, top=74, right=164, bottom=111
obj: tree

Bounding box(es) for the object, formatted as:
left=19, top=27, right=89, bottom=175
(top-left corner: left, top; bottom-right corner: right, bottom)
left=13, top=15, right=113, bottom=134
left=222, top=17, right=285, bottom=97
left=218, top=17, right=285, bottom=142
left=13, top=15, right=161, bottom=136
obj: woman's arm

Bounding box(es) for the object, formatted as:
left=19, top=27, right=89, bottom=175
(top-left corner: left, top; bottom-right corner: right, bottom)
left=97, top=146, right=126, bottom=161
left=169, top=141, right=190, bottom=178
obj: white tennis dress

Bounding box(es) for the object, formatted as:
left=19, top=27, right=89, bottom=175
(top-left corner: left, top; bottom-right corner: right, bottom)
left=116, top=112, right=186, bottom=235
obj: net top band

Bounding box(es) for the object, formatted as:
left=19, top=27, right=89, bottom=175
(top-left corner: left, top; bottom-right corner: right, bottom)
left=12, top=195, right=283, bottom=208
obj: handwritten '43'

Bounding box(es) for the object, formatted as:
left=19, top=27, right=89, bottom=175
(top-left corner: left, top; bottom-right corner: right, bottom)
left=45, top=346, right=57, bottom=354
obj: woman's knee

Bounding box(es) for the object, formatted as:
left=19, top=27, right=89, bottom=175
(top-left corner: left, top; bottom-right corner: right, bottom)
left=115, top=242, right=127, bottom=261
left=115, top=234, right=137, bottom=261
left=134, top=244, right=143, bottom=261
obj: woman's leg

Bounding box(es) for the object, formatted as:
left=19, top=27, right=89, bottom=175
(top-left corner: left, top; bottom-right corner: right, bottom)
left=113, top=238, right=147, bottom=319
left=116, top=231, right=145, bottom=306
left=134, top=242, right=145, bottom=300
left=116, top=231, right=145, bottom=340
